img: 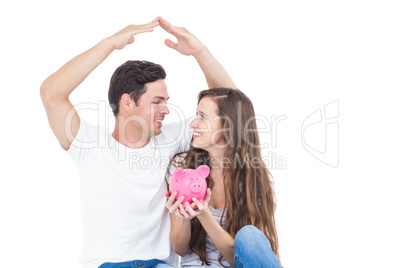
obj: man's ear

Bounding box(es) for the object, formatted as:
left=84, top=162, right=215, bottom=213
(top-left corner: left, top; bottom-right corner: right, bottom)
left=120, top=93, right=135, bottom=113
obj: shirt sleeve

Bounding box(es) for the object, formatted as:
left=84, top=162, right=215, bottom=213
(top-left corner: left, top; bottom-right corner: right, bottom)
left=65, top=119, right=99, bottom=164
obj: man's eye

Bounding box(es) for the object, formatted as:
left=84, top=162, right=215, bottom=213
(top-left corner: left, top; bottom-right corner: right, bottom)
left=153, top=102, right=160, bottom=104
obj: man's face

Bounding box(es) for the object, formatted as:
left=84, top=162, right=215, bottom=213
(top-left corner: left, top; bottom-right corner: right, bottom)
left=131, top=79, right=170, bottom=138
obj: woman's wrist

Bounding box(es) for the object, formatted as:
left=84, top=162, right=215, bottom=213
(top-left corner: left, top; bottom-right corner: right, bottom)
left=197, top=205, right=211, bottom=219
left=175, top=214, right=192, bottom=223
left=193, top=46, right=211, bottom=61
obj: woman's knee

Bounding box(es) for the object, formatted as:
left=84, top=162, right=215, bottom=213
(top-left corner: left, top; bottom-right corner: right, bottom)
left=234, top=225, right=280, bottom=268
left=234, top=225, right=271, bottom=252
left=235, top=225, right=262, bottom=242
left=235, top=225, right=260, bottom=249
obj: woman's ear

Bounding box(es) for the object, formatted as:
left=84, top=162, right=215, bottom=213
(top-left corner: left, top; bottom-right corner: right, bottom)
left=195, top=165, right=210, bottom=178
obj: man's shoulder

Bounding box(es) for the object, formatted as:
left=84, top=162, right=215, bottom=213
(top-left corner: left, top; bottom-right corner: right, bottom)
left=68, top=120, right=109, bottom=151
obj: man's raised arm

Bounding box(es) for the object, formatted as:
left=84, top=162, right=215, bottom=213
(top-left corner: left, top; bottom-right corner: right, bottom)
left=159, top=17, right=236, bottom=89
left=40, top=18, right=159, bottom=150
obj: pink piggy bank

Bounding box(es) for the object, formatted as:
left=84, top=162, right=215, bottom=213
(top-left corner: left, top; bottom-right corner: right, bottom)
left=169, top=165, right=210, bottom=208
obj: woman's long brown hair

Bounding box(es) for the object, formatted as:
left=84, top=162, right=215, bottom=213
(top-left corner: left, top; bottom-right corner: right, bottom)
left=167, top=88, right=280, bottom=266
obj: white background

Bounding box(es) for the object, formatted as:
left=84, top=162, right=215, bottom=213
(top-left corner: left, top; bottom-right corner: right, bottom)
left=1, top=0, right=401, bottom=267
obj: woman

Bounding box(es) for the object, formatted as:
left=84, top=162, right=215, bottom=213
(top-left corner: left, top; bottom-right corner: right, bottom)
left=165, top=88, right=281, bottom=268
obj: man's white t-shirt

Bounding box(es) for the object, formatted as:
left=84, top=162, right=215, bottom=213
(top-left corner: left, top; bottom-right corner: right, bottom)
left=66, top=119, right=190, bottom=268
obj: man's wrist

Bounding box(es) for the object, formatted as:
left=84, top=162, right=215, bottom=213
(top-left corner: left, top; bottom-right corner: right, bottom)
left=102, top=36, right=118, bottom=51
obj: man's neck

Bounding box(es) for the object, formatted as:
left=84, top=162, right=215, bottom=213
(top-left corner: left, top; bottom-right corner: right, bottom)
left=112, top=123, right=151, bottom=149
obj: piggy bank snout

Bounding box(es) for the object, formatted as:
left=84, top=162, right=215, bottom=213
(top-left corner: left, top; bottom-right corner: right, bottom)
left=189, top=181, right=203, bottom=193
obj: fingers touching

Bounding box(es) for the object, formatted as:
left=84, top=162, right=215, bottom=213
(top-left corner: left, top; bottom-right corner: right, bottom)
left=158, top=17, right=177, bottom=35
left=147, top=16, right=161, bottom=28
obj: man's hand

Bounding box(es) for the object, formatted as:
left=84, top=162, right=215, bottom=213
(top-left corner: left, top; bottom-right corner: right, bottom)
left=107, top=17, right=160, bottom=50
left=159, top=17, right=207, bottom=56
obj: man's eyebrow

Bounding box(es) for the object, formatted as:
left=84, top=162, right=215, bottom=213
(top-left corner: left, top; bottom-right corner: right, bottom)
left=153, top=96, right=170, bottom=101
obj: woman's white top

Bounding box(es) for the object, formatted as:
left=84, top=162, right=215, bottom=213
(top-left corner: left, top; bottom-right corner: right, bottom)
left=180, top=206, right=231, bottom=267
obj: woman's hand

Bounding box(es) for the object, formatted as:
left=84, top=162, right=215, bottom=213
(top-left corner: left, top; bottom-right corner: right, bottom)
left=185, top=188, right=212, bottom=218
left=107, top=17, right=160, bottom=50
left=159, top=17, right=207, bottom=56
left=165, top=191, right=197, bottom=220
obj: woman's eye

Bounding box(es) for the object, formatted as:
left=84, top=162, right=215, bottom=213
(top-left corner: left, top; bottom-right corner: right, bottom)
left=195, top=113, right=205, bottom=119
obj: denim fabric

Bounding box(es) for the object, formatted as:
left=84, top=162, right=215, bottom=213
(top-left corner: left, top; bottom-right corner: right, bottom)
left=99, top=259, right=174, bottom=268
left=234, top=225, right=281, bottom=268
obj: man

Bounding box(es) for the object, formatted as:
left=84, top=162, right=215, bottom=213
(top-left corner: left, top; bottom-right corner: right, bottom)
left=40, top=17, right=235, bottom=268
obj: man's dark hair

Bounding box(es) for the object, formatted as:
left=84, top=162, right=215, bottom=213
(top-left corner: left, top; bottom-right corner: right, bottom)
left=108, top=60, right=166, bottom=116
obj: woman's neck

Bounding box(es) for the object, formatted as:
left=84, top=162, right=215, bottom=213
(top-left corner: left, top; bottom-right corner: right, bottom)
left=207, top=146, right=227, bottom=171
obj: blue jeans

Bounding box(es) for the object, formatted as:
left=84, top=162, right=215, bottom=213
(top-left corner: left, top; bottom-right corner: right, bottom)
left=234, top=225, right=281, bottom=268
left=99, top=259, right=174, bottom=268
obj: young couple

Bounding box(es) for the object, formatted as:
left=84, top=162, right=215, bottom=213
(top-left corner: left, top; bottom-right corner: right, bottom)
left=40, top=17, right=281, bottom=268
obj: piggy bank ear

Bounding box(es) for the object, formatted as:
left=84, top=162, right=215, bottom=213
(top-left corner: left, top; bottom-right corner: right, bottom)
left=195, top=165, right=210, bottom=178
left=173, top=168, right=186, bottom=182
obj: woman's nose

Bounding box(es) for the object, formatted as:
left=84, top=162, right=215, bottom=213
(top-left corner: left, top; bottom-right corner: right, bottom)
left=190, top=118, right=198, bottom=128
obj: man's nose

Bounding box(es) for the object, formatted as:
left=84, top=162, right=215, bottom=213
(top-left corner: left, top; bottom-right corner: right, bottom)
left=160, top=105, right=170, bottom=115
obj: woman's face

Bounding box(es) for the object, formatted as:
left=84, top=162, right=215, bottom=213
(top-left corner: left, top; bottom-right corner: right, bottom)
left=190, top=97, right=225, bottom=151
